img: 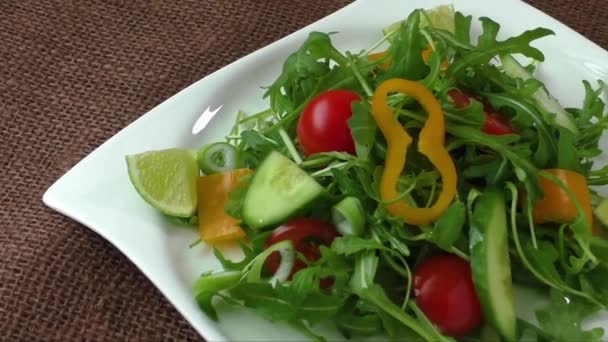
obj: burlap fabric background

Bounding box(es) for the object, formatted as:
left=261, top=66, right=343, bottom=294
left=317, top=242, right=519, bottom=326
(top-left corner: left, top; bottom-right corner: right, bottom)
left=1, top=0, right=606, bottom=340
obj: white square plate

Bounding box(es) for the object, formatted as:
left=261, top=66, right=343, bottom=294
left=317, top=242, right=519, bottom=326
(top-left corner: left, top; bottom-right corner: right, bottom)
left=44, top=0, right=608, bottom=340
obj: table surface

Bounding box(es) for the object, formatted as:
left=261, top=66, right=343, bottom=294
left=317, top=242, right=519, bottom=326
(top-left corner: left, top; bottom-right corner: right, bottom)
left=1, top=0, right=607, bottom=340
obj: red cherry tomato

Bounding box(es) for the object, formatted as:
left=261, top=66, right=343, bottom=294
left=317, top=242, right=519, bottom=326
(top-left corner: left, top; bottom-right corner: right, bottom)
left=297, top=89, right=360, bottom=156
left=413, top=254, right=482, bottom=337
left=265, top=218, right=340, bottom=288
left=448, top=89, right=516, bottom=136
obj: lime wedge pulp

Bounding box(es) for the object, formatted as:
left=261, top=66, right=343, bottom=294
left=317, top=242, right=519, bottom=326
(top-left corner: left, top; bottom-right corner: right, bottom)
left=126, top=148, right=199, bottom=218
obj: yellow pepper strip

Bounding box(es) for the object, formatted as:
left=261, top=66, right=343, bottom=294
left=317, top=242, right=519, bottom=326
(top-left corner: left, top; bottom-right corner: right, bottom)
left=372, top=79, right=457, bottom=225
left=197, top=168, right=251, bottom=245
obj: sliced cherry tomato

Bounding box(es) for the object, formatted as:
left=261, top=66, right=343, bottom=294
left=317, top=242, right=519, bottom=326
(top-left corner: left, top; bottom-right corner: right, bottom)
left=447, top=89, right=473, bottom=109
left=265, top=218, right=340, bottom=288
left=448, top=89, right=516, bottom=136
left=297, top=89, right=360, bottom=156
left=483, top=112, right=517, bottom=135
left=413, top=254, right=482, bottom=337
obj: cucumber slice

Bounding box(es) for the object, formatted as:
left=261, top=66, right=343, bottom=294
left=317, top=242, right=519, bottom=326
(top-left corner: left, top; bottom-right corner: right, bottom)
left=501, top=54, right=578, bottom=135
left=242, top=151, right=324, bottom=229
left=469, top=189, right=517, bottom=342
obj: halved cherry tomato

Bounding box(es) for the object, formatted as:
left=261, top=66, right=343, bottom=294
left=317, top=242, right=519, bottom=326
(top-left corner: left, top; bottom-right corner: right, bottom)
left=297, top=89, right=360, bottom=156
left=448, top=89, right=474, bottom=109
left=448, top=89, right=516, bottom=136
left=413, top=254, right=482, bottom=337
left=265, top=218, right=340, bottom=288
left=483, top=112, right=517, bottom=135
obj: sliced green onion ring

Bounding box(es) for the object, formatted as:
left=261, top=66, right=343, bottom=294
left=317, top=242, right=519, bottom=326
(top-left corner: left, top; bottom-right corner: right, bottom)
left=197, top=142, right=239, bottom=174
left=268, top=245, right=295, bottom=285
left=332, top=196, right=366, bottom=236
left=246, top=240, right=294, bottom=285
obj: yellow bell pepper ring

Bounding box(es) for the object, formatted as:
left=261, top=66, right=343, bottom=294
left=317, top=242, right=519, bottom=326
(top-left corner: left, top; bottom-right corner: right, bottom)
left=372, top=78, right=457, bottom=225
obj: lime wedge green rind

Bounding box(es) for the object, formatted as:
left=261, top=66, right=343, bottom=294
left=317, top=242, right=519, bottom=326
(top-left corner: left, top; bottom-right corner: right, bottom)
left=126, top=148, right=199, bottom=218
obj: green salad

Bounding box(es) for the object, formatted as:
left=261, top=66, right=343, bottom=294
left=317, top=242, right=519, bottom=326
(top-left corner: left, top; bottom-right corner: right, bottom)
left=126, top=5, right=608, bottom=342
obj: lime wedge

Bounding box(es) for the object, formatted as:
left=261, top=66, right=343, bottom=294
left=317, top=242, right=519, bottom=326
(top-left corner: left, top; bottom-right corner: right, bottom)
left=382, top=4, right=455, bottom=40
left=420, top=4, right=456, bottom=33
left=126, top=148, right=199, bottom=218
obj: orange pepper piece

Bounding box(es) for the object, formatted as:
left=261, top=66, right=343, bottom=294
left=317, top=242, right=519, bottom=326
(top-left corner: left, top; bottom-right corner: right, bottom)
left=372, top=78, right=457, bottom=225
left=197, top=168, right=251, bottom=244
left=421, top=46, right=449, bottom=70
left=368, top=51, right=391, bottom=70
left=368, top=46, right=448, bottom=71
left=533, top=169, right=594, bottom=234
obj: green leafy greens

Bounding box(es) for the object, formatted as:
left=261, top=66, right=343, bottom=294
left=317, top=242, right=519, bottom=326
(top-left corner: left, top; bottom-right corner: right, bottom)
left=191, top=5, right=608, bottom=342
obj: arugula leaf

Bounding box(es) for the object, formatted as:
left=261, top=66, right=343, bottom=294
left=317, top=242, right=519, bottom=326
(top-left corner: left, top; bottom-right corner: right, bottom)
left=575, top=81, right=608, bottom=174
left=213, top=228, right=270, bottom=271
left=332, top=235, right=389, bottom=256
left=238, top=130, right=279, bottom=169
left=454, top=11, right=472, bottom=45
left=429, top=201, right=466, bottom=251
left=371, top=222, right=411, bottom=257
left=379, top=9, right=427, bottom=82
left=536, top=290, right=604, bottom=342
left=428, top=12, right=473, bottom=50
left=557, top=128, right=581, bottom=172
left=580, top=262, right=608, bottom=306
left=448, top=17, right=554, bottom=76
left=348, top=100, right=377, bottom=161
left=229, top=282, right=346, bottom=325
left=577, top=80, right=607, bottom=125
left=194, top=271, right=242, bottom=320
left=330, top=168, right=370, bottom=201
left=524, top=240, right=564, bottom=285
left=350, top=253, right=450, bottom=342
left=263, top=31, right=348, bottom=117
left=442, top=98, right=486, bottom=127
left=354, top=166, right=381, bottom=201
left=224, top=173, right=253, bottom=220
left=266, top=51, right=328, bottom=115
left=483, top=92, right=557, bottom=169
left=461, top=154, right=511, bottom=184
left=289, top=320, right=326, bottom=342
left=448, top=125, right=540, bottom=184
left=287, top=267, right=319, bottom=304
left=303, top=32, right=348, bottom=65
left=336, top=309, right=384, bottom=337
left=229, top=282, right=297, bottom=322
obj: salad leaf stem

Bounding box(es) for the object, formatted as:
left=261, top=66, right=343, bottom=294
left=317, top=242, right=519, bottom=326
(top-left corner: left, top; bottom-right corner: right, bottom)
left=346, top=53, right=374, bottom=97
left=264, top=76, right=357, bottom=134
left=239, top=108, right=274, bottom=125
left=538, top=170, right=596, bottom=264
left=278, top=127, right=303, bottom=164
left=351, top=252, right=442, bottom=342
left=360, top=26, right=399, bottom=56
left=300, top=156, right=335, bottom=168
left=506, top=182, right=603, bottom=307
left=408, top=301, right=454, bottom=342
left=450, top=246, right=469, bottom=261
left=310, top=161, right=350, bottom=178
